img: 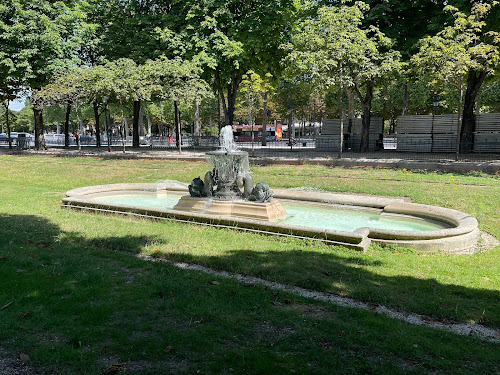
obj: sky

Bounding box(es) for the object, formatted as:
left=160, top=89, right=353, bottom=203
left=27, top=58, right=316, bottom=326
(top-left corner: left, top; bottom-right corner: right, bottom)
left=9, top=98, right=25, bottom=111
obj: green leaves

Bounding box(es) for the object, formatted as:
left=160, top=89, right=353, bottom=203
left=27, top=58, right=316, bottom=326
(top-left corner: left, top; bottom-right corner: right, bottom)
left=0, top=0, right=94, bottom=107
left=143, top=57, right=212, bottom=103
left=411, top=3, right=500, bottom=91
left=238, top=70, right=273, bottom=125
left=287, top=3, right=401, bottom=91
left=156, top=0, right=299, bottom=123
left=34, top=57, right=212, bottom=109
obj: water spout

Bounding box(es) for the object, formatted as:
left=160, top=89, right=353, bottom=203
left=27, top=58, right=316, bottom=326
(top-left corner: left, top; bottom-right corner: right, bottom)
left=220, top=125, right=237, bottom=152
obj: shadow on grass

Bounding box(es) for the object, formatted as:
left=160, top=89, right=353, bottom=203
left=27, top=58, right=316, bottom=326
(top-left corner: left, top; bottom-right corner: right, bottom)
left=161, top=247, right=500, bottom=327
left=0, top=214, right=499, bottom=374
left=0, top=213, right=155, bottom=255
left=1, top=212, right=497, bottom=327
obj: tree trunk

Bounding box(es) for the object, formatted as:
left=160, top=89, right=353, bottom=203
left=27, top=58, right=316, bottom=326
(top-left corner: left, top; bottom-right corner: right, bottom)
left=7, top=104, right=13, bottom=149
left=261, top=91, right=268, bottom=146
left=132, top=100, right=141, bottom=148
left=455, top=87, right=464, bottom=161
left=194, top=100, right=200, bottom=136
left=139, top=104, right=145, bottom=136
left=174, top=100, right=181, bottom=152
left=146, top=115, right=152, bottom=136
left=64, top=103, right=71, bottom=147
left=460, top=68, right=487, bottom=153
left=215, top=65, right=241, bottom=126
left=93, top=101, right=101, bottom=147
left=226, top=86, right=237, bottom=125
left=353, top=82, right=373, bottom=152
left=3, top=102, right=12, bottom=149
left=33, top=106, right=46, bottom=150
left=403, top=82, right=408, bottom=116
left=217, top=93, right=222, bottom=131
left=124, top=116, right=129, bottom=137
left=120, top=105, right=126, bottom=153
left=360, top=100, right=372, bottom=152
left=390, top=106, right=396, bottom=134
left=338, top=86, right=344, bottom=159
left=215, top=70, right=228, bottom=128
left=347, top=88, right=354, bottom=133
left=313, top=97, right=316, bottom=138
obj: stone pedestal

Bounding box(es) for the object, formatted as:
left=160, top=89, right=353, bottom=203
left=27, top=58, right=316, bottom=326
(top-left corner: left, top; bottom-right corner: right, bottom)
left=173, top=196, right=287, bottom=221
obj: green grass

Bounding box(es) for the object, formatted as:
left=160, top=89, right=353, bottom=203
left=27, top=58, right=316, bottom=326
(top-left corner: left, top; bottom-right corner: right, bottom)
left=0, top=155, right=499, bottom=374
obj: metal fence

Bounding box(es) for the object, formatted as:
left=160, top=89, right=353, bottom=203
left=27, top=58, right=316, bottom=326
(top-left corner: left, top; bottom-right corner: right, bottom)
left=146, top=136, right=500, bottom=163
left=0, top=136, right=34, bottom=149
left=2, top=134, right=500, bottom=163
left=236, top=139, right=500, bottom=163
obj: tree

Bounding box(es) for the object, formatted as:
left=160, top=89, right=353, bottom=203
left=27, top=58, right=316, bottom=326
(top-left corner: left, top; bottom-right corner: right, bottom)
left=100, top=59, right=144, bottom=147
left=288, top=2, right=401, bottom=151
left=158, top=0, right=298, bottom=127
left=273, top=77, right=313, bottom=144
left=477, top=79, right=500, bottom=112
left=411, top=3, right=499, bottom=153
left=145, top=57, right=212, bottom=151
left=0, top=105, right=17, bottom=147
left=100, top=0, right=171, bottom=63
left=0, top=0, right=31, bottom=148
left=32, top=64, right=109, bottom=147
left=3, top=0, right=89, bottom=150
left=238, top=70, right=263, bottom=146
left=238, top=71, right=274, bottom=145
left=342, top=1, right=480, bottom=119
left=92, top=0, right=178, bottom=146
left=32, top=55, right=211, bottom=150
left=14, top=104, right=35, bottom=132
left=361, top=0, right=474, bottom=58
left=460, top=3, right=500, bottom=152
left=33, top=69, right=88, bottom=147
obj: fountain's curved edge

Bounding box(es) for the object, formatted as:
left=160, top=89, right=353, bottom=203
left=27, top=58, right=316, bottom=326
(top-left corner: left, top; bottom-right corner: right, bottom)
left=62, top=182, right=481, bottom=253
left=65, top=182, right=189, bottom=197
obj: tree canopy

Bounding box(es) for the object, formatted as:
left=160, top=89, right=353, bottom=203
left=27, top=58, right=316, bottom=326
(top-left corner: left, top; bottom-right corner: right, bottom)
left=157, top=0, right=299, bottom=126
left=411, top=2, right=500, bottom=151
left=1, top=0, right=499, bottom=153
left=287, top=2, right=401, bottom=151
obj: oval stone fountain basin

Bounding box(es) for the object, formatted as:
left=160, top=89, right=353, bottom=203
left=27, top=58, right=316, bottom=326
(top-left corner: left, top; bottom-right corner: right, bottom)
left=62, top=182, right=479, bottom=253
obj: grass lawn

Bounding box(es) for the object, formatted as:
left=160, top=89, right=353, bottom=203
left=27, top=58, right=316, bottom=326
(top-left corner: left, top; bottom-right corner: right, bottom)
left=0, top=154, right=499, bottom=374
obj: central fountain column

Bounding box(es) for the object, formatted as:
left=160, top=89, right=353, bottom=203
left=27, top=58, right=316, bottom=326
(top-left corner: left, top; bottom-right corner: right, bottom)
left=206, top=151, right=250, bottom=200
left=173, top=125, right=287, bottom=221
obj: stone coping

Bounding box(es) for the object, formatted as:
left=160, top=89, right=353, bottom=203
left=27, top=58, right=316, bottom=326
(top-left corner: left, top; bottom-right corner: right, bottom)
left=63, top=182, right=480, bottom=253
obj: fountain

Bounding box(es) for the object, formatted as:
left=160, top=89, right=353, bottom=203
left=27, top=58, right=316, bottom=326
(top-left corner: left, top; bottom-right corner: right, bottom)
left=61, top=125, right=481, bottom=253
left=173, top=125, right=287, bottom=221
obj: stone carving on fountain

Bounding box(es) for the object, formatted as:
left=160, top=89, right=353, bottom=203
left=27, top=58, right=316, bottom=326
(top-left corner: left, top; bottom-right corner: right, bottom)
left=188, top=177, right=206, bottom=197
left=248, top=181, right=274, bottom=203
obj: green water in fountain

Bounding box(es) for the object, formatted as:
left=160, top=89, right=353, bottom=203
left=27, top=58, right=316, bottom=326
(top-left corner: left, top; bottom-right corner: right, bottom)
left=94, top=193, right=185, bottom=210
left=93, top=193, right=448, bottom=232
left=281, top=201, right=446, bottom=232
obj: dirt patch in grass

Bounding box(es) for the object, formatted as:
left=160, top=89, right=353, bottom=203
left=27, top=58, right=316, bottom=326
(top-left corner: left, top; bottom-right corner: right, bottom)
left=0, top=347, right=45, bottom=375
left=252, top=321, right=296, bottom=345
left=283, top=302, right=337, bottom=320
left=117, top=267, right=144, bottom=284
left=451, top=230, right=500, bottom=255
left=256, top=321, right=295, bottom=336
left=100, top=355, right=190, bottom=374
left=477, top=231, right=500, bottom=252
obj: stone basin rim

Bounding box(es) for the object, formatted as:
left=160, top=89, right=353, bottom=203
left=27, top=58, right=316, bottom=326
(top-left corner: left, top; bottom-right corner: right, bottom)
left=63, top=182, right=480, bottom=253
